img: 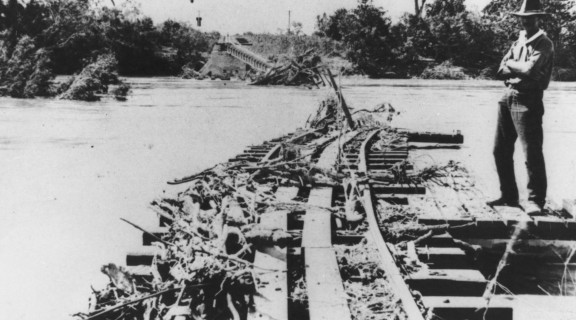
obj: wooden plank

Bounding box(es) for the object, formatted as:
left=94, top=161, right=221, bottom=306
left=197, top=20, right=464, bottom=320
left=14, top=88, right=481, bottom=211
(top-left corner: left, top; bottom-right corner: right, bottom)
left=275, top=186, right=300, bottom=203
left=368, top=155, right=409, bottom=160
left=530, top=215, right=576, bottom=239
left=258, top=209, right=289, bottom=261
left=369, top=151, right=409, bottom=155
left=302, top=187, right=333, bottom=248
left=339, top=163, right=359, bottom=168
left=371, top=184, right=425, bottom=194
left=404, top=196, right=444, bottom=219
left=491, top=204, right=530, bottom=223
left=373, top=195, right=409, bottom=205
left=423, top=296, right=513, bottom=320
left=408, top=269, right=486, bottom=282
left=406, top=131, right=464, bottom=144
left=248, top=187, right=292, bottom=320
left=418, top=216, right=576, bottom=240
left=258, top=190, right=291, bottom=249
left=465, top=238, right=576, bottom=249
left=260, top=210, right=288, bottom=230
left=246, top=146, right=272, bottom=150
left=126, top=246, right=161, bottom=266
left=249, top=253, right=288, bottom=320
left=305, top=247, right=352, bottom=320
left=125, top=265, right=153, bottom=280
left=406, top=269, right=487, bottom=296
left=368, top=152, right=409, bottom=157
left=235, top=153, right=262, bottom=158
left=416, top=247, right=473, bottom=269
left=422, top=232, right=456, bottom=247
left=228, top=157, right=258, bottom=162
left=418, top=216, right=476, bottom=226
left=464, top=238, right=576, bottom=262
left=368, top=161, right=406, bottom=167
left=368, top=165, right=414, bottom=171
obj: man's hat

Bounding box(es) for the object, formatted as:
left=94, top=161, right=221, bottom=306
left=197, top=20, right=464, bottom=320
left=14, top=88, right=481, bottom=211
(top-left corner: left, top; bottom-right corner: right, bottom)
left=512, top=0, right=547, bottom=16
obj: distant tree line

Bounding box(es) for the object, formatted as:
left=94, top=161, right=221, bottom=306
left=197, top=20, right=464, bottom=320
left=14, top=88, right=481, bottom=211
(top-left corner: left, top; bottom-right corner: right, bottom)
left=1, top=0, right=575, bottom=100
left=315, top=0, right=576, bottom=79
left=0, top=0, right=219, bottom=98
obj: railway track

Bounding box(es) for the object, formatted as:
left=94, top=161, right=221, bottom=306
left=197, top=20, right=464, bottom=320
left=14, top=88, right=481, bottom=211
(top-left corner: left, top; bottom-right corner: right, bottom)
left=358, top=129, right=576, bottom=320
left=121, top=126, right=576, bottom=320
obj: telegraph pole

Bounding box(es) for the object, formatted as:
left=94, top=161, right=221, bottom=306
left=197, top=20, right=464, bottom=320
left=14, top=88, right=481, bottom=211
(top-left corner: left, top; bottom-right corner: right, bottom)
left=287, top=10, right=291, bottom=34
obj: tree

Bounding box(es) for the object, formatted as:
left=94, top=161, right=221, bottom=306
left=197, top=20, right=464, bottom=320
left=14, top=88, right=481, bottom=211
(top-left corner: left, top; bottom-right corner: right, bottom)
left=391, top=0, right=498, bottom=70
left=426, top=0, right=466, bottom=16
left=483, top=0, right=576, bottom=67
left=1, top=0, right=24, bottom=54
left=0, top=36, right=54, bottom=98
left=414, top=0, right=428, bottom=16
left=424, top=0, right=498, bottom=67
left=389, top=13, right=435, bottom=75
left=315, top=9, right=348, bottom=40
left=291, top=21, right=303, bottom=36
left=338, top=3, right=395, bottom=77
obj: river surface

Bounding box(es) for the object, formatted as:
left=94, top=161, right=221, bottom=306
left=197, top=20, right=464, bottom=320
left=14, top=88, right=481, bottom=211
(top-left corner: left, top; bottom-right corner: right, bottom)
left=0, top=78, right=575, bottom=320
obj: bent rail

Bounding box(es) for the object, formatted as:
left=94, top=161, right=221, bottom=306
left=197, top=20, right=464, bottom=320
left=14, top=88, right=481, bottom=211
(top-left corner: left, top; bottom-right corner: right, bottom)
left=359, top=129, right=427, bottom=320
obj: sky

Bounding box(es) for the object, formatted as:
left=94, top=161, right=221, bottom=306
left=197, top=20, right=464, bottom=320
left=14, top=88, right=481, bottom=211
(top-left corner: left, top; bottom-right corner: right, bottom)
left=127, top=0, right=493, bottom=35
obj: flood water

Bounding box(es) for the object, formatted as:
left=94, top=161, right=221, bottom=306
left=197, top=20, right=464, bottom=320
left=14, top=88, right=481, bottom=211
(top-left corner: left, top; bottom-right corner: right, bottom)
left=0, top=78, right=575, bottom=320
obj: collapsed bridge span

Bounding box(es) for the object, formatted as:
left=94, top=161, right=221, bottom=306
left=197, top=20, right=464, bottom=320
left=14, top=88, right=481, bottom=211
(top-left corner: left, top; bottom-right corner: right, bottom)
left=193, top=36, right=271, bottom=79
left=191, top=36, right=325, bottom=86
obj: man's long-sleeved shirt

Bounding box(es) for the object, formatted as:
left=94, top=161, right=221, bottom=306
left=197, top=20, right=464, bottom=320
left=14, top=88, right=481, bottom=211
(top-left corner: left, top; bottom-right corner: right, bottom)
left=497, top=29, right=554, bottom=91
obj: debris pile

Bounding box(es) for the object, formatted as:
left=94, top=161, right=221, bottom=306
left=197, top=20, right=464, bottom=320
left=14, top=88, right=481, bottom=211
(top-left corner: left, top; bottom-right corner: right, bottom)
left=75, top=92, right=441, bottom=320
left=336, top=241, right=407, bottom=320
left=74, top=95, right=393, bottom=320
left=249, top=50, right=325, bottom=87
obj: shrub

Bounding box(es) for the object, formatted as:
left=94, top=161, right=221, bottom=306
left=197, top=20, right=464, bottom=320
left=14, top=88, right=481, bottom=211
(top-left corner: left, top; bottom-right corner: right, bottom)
left=419, top=60, right=469, bottom=80
left=59, top=53, right=130, bottom=101
left=0, top=36, right=55, bottom=98
left=110, top=83, right=131, bottom=101
left=553, top=67, right=576, bottom=81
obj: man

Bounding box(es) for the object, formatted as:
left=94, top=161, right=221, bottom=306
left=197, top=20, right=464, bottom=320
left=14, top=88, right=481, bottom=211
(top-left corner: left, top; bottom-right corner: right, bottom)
left=488, top=0, right=554, bottom=215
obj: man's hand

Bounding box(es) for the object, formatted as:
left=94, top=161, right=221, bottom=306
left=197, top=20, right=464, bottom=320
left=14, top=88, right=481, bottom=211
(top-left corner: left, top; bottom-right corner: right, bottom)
left=497, top=65, right=514, bottom=80
left=501, top=65, right=513, bottom=76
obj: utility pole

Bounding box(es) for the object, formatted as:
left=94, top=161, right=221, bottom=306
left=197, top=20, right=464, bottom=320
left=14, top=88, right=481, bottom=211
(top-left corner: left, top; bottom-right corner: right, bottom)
left=287, top=10, right=291, bottom=34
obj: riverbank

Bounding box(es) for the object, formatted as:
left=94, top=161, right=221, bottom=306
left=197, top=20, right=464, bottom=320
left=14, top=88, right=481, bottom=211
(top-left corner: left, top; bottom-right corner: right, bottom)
left=1, top=78, right=575, bottom=320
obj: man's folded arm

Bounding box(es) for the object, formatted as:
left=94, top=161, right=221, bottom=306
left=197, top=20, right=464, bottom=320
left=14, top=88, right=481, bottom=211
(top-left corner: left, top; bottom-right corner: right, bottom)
left=506, top=41, right=553, bottom=80
left=497, top=46, right=514, bottom=79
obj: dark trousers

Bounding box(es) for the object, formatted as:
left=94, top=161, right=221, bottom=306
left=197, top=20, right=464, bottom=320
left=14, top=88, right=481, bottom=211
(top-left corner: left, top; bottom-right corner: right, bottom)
left=493, top=87, right=547, bottom=205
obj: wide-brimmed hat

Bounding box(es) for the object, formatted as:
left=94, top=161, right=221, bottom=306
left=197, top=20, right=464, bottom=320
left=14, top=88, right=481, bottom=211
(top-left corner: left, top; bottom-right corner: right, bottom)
left=512, top=0, right=547, bottom=16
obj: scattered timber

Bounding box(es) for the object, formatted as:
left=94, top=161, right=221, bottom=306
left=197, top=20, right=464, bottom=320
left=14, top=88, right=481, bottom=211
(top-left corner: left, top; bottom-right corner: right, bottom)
left=76, top=80, right=576, bottom=320
left=248, top=50, right=325, bottom=87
